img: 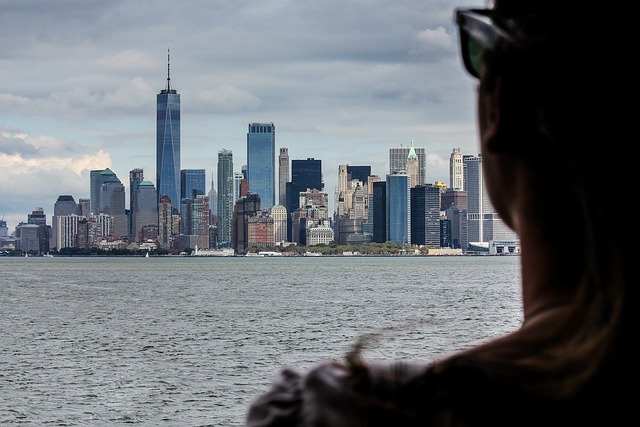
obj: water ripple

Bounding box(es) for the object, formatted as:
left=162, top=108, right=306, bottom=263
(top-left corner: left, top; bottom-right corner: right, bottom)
left=1, top=256, right=521, bottom=426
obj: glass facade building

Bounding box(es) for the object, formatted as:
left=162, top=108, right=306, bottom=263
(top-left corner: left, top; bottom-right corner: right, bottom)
left=386, top=172, right=410, bottom=244
left=90, top=170, right=103, bottom=215
left=134, top=181, right=158, bottom=243
left=346, top=165, right=371, bottom=185
left=99, top=174, right=127, bottom=239
left=90, top=168, right=117, bottom=215
left=246, top=122, right=275, bottom=209
left=156, top=56, right=180, bottom=213
left=410, top=184, right=441, bottom=246
left=464, top=155, right=517, bottom=245
left=287, top=160, right=323, bottom=202
left=181, top=169, right=206, bottom=201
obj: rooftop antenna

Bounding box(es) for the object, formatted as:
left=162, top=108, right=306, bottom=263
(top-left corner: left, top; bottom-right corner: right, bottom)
left=166, top=48, right=171, bottom=92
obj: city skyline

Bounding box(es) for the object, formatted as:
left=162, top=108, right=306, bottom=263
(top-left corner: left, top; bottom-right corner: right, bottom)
left=3, top=139, right=478, bottom=233
left=4, top=146, right=518, bottom=253
left=0, top=0, right=485, bottom=230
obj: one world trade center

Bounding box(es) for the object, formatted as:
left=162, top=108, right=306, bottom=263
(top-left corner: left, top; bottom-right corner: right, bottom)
left=156, top=50, right=180, bottom=214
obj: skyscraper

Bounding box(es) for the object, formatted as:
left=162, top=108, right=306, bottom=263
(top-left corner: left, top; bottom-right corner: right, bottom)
left=134, top=181, right=158, bottom=243
left=180, top=169, right=206, bottom=200
left=180, top=169, right=209, bottom=236
left=208, top=174, right=218, bottom=223
left=90, top=170, right=103, bottom=215
left=78, top=198, right=90, bottom=218
left=217, top=149, right=234, bottom=248
left=246, top=122, right=275, bottom=209
left=410, top=184, right=441, bottom=246
left=372, top=181, right=387, bottom=243
left=17, top=223, right=39, bottom=254
left=386, top=172, right=411, bottom=244
left=279, top=147, right=289, bottom=206
left=54, top=214, right=81, bottom=251
left=99, top=173, right=127, bottom=239
left=406, top=144, right=419, bottom=188
left=52, top=195, right=78, bottom=250
left=158, top=195, right=173, bottom=250
left=449, top=147, right=464, bottom=191
left=232, top=192, right=261, bottom=254
left=346, top=165, right=371, bottom=185
left=335, top=164, right=372, bottom=218
left=156, top=50, right=180, bottom=213
left=180, top=198, right=193, bottom=236
left=286, top=158, right=324, bottom=207
left=464, top=155, right=517, bottom=247
left=389, top=140, right=427, bottom=186
left=90, top=168, right=117, bottom=215
left=271, top=204, right=287, bottom=244
left=129, top=168, right=144, bottom=240
left=53, top=195, right=78, bottom=217
left=286, top=158, right=323, bottom=242
left=234, top=172, right=245, bottom=201
left=192, top=195, right=210, bottom=240
left=27, top=207, right=50, bottom=254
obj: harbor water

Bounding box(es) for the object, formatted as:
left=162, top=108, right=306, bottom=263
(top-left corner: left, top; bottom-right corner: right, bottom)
left=0, top=255, right=522, bottom=426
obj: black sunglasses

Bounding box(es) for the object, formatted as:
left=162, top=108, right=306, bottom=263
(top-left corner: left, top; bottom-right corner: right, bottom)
left=455, top=8, right=513, bottom=78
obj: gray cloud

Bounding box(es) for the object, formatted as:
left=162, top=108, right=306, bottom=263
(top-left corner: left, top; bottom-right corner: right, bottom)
left=0, top=0, right=485, bottom=231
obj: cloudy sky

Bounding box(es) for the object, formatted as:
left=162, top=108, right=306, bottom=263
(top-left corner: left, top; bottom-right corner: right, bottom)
left=0, top=0, right=486, bottom=231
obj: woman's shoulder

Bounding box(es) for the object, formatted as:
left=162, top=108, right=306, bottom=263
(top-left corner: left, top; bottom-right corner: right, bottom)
left=417, top=355, right=623, bottom=426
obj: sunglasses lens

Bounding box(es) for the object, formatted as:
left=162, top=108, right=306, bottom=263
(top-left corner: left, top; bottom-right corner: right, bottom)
left=463, top=31, right=485, bottom=78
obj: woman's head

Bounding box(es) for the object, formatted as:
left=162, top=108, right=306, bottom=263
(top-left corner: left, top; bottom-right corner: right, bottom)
left=456, top=0, right=631, bottom=393
left=456, top=0, right=625, bottom=228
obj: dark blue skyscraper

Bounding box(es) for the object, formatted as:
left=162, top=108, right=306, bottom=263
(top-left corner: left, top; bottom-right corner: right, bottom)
left=156, top=50, right=180, bottom=213
left=386, top=171, right=410, bottom=244
left=372, top=181, right=387, bottom=243
left=180, top=169, right=206, bottom=237
left=347, top=165, right=371, bottom=184
left=410, top=184, right=441, bottom=246
left=181, top=169, right=206, bottom=200
left=285, top=158, right=323, bottom=242
left=246, top=122, right=275, bottom=209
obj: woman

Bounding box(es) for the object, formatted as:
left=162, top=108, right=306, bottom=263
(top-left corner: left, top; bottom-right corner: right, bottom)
left=245, top=1, right=631, bottom=425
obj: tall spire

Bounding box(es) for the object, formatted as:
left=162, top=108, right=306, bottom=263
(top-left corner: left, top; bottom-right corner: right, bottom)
left=408, top=139, right=418, bottom=159
left=166, top=48, right=171, bottom=92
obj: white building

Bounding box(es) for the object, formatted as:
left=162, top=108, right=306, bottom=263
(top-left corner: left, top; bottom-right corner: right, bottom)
left=306, top=224, right=334, bottom=246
